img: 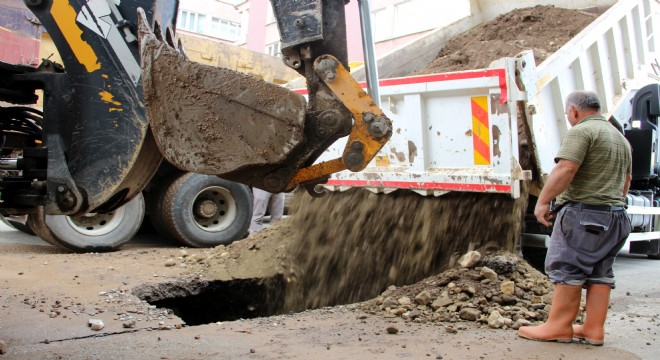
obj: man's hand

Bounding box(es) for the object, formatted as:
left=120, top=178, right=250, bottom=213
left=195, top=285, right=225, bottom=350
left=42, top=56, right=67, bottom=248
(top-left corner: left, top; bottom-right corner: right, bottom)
left=534, top=202, right=555, bottom=227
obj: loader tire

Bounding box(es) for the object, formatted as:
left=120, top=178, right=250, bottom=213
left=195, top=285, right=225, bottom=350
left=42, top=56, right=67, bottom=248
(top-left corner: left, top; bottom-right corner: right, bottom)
left=154, top=173, right=252, bottom=247
left=27, top=193, right=145, bottom=252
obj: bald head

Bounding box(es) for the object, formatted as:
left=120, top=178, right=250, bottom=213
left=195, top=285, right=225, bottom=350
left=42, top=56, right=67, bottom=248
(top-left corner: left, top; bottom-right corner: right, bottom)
left=564, top=90, right=602, bottom=126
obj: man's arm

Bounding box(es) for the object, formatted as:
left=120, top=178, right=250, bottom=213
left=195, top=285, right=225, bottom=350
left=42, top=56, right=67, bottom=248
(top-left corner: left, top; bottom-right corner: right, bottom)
left=623, top=173, right=632, bottom=198
left=534, top=159, right=580, bottom=226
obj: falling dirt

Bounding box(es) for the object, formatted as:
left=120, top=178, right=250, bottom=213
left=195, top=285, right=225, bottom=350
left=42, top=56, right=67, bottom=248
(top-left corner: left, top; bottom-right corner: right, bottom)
left=282, top=186, right=528, bottom=311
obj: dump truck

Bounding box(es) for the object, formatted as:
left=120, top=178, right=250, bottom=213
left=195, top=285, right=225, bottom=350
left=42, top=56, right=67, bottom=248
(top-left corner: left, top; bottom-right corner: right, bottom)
left=313, top=0, right=660, bottom=259
left=0, top=0, right=393, bottom=251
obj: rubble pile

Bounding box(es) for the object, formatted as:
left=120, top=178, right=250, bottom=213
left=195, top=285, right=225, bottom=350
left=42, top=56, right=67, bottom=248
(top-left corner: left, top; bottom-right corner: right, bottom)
left=357, top=251, right=555, bottom=330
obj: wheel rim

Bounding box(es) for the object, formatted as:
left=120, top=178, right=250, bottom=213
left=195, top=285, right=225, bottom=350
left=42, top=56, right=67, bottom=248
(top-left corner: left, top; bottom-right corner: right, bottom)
left=64, top=207, right=127, bottom=237
left=191, top=186, right=237, bottom=232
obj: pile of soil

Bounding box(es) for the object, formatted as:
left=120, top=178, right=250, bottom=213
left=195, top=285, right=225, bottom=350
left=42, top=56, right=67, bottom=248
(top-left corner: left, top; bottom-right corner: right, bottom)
left=416, top=5, right=596, bottom=75
left=356, top=250, right=555, bottom=329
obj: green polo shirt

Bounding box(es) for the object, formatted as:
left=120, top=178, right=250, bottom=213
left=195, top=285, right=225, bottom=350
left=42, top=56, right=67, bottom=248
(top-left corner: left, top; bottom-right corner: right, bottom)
left=555, top=114, right=632, bottom=206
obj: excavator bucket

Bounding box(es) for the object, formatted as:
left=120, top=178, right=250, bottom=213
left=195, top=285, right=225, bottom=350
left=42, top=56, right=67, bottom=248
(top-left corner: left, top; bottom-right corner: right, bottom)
left=136, top=9, right=307, bottom=186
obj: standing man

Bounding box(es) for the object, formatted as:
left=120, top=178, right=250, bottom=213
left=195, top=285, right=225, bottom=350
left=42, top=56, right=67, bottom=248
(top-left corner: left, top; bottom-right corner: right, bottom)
left=249, top=188, right=285, bottom=233
left=518, top=90, right=632, bottom=345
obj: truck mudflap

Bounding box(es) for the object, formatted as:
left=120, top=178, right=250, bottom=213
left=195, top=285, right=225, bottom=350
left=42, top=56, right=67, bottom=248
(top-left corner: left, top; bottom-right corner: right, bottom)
left=318, top=59, right=531, bottom=199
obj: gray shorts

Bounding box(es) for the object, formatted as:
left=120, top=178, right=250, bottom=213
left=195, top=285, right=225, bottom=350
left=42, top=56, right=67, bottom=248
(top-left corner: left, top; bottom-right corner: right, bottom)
left=545, top=204, right=631, bottom=288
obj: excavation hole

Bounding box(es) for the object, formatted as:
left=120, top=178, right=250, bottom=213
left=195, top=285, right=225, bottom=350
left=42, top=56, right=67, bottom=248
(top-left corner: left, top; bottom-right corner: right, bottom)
left=133, top=276, right=287, bottom=326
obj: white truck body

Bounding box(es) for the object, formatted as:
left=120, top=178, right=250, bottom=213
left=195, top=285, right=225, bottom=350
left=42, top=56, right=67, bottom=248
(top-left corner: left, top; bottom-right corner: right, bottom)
left=317, top=0, right=658, bottom=198
left=313, top=0, right=660, bottom=257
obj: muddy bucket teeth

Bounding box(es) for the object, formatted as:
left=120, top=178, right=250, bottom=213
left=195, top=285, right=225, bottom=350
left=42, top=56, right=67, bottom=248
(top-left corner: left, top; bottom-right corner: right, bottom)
left=136, top=9, right=307, bottom=177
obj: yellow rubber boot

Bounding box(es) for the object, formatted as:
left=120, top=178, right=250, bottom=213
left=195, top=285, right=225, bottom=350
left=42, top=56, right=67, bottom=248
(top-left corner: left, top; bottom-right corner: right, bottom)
left=518, top=284, right=582, bottom=342
left=573, top=284, right=610, bottom=346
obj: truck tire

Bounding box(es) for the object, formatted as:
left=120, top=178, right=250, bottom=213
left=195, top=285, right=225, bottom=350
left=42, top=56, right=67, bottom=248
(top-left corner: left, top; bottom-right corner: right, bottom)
left=27, top=193, right=145, bottom=252
left=153, top=173, right=252, bottom=247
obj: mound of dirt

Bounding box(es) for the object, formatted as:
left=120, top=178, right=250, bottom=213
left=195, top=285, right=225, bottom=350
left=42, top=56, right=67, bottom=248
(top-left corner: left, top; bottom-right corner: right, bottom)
left=356, top=250, right=555, bottom=330
left=416, top=5, right=596, bottom=74
left=191, top=220, right=294, bottom=281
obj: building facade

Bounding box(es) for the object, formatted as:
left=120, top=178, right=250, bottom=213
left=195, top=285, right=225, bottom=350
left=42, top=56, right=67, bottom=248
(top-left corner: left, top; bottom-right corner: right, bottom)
left=175, top=0, right=471, bottom=68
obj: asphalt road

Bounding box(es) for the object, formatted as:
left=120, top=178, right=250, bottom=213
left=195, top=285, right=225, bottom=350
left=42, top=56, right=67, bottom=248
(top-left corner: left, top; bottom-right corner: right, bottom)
left=0, top=223, right=658, bottom=359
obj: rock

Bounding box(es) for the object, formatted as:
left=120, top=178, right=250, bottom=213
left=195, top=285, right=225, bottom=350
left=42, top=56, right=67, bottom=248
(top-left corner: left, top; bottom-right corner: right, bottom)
left=466, top=271, right=484, bottom=281
left=500, top=280, right=515, bottom=295
left=501, top=294, right=517, bottom=305
left=88, top=319, right=104, bottom=331
left=123, top=319, right=136, bottom=329
left=415, top=291, right=432, bottom=305
left=386, top=326, right=399, bottom=334
left=512, top=318, right=532, bottom=329
left=480, top=266, right=498, bottom=281
left=0, top=340, right=6, bottom=355
left=481, top=255, right=518, bottom=274
left=431, top=291, right=453, bottom=310
left=164, top=259, right=176, bottom=267
left=407, top=310, right=423, bottom=320
left=459, top=308, right=481, bottom=321
left=398, top=296, right=412, bottom=306
left=382, top=297, right=398, bottom=309
left=461, top=284, right=477, bottom=296
left=487, top=310, right=507, bottom=328
left=391, top=308, right=407, bottom=316
left=456, top=293, right=470, bottom=302
left=531, top=295, right=543, bottom=304
left=458, top=251, right=482, bottom=268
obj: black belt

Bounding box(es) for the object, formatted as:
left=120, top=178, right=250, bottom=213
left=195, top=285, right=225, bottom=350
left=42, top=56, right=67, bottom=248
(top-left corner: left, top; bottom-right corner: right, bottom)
left=564, top=202, right=625, bottom=212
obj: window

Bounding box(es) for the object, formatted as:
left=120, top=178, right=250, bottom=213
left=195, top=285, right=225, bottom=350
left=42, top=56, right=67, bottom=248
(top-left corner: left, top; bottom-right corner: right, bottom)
left=178, top=10, right=206, bottom=34
left=196, top=14, right=207, bottom=33
left=177, top=10, right=241, bottom=41
left=266, top=3, right=276, bottom=24
left=219, top=19, right=241, bottom=41
left=266, top=42, right=281, bottom=57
